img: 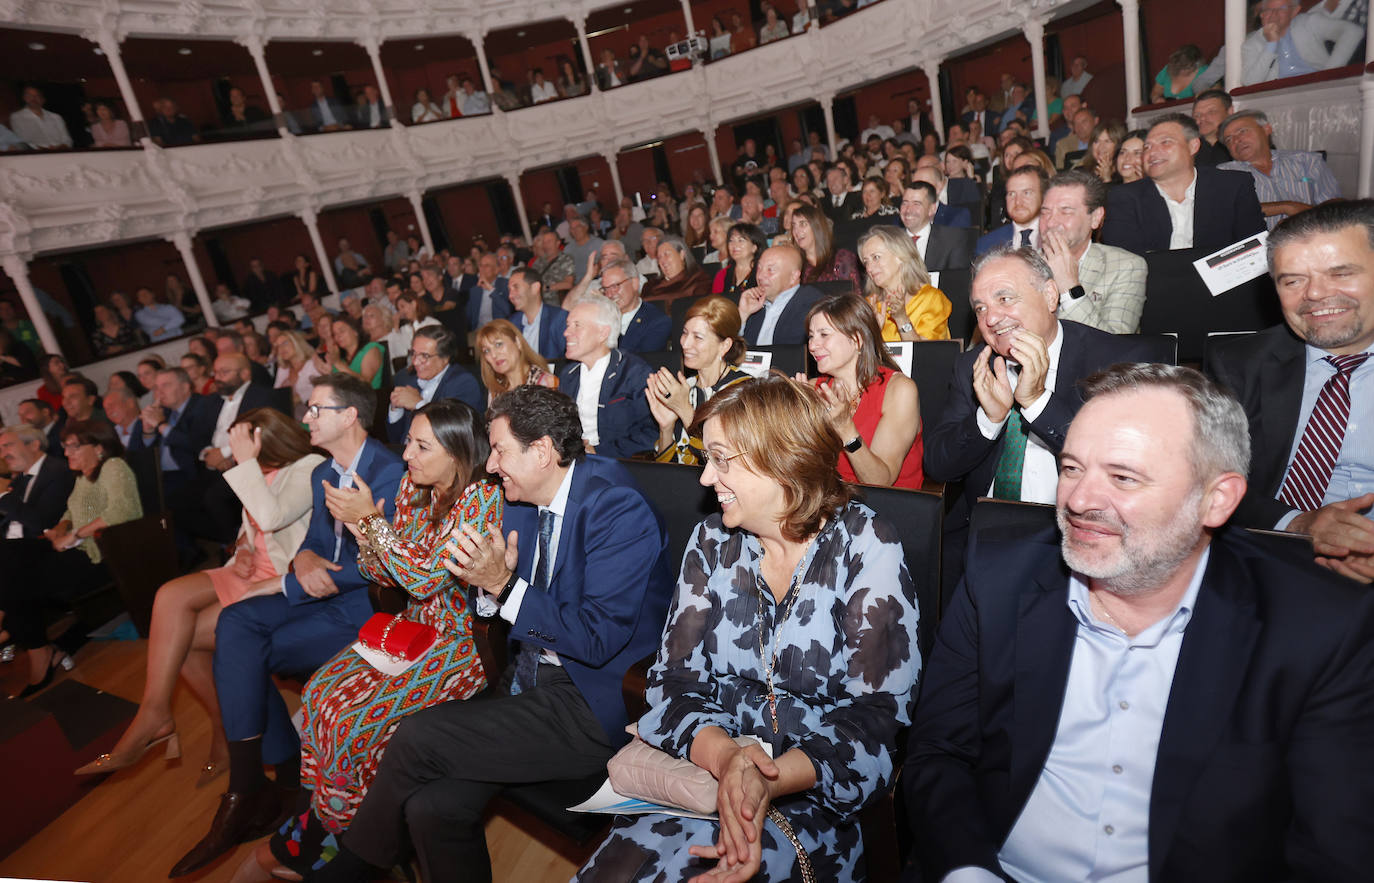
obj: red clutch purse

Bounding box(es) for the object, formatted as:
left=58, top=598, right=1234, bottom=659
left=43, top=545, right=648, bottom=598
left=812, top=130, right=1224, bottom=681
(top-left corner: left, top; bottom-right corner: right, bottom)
left=357, top=613, right=437, bottom=662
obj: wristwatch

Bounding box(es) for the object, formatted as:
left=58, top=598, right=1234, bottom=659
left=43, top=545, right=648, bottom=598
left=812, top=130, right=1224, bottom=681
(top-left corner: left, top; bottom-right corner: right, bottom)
left=1063, top=284, right=1086, bottom=300
left=494, top=569, right=521, bottom=604
left=844, top=434, right=863, bottom=453
left=898, top=321, right=915, bottom=334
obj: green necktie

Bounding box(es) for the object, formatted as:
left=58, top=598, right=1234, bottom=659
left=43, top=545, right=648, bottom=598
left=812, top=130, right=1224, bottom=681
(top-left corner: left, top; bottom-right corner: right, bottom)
left=992, top=408, right=1028, bottom=500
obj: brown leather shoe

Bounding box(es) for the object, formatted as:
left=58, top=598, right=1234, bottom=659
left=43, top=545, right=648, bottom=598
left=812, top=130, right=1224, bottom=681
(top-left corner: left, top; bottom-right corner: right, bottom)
left=168, top=787, right=288, bottom=878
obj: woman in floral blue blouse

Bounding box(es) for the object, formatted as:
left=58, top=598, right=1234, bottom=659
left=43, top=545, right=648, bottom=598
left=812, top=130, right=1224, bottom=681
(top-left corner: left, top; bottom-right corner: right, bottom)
left=577, top=374, right=921, bottom=882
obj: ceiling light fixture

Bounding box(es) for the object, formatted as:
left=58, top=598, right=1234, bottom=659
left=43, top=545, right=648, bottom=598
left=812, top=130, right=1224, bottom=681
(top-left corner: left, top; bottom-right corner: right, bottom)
left=516, top=30, right=526, bottom=37
left=93, top=47, right=104, bottom=55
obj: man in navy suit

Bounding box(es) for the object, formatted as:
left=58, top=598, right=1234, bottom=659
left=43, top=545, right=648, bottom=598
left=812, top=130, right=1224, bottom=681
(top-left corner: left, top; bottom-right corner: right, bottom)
left=1102, top=113, right=1265, bottom=256
left=16, top=399, right=63, bottom=454
left=0, top=423, right=73, bottom=539
left=320, top=385, right=674, bottom=883
left=739, top=244, right=825, bottom=346
left=464, top=252, right=513, bottom=332
left=976, top=165, right=1047, bottom=255
left=304, top=79, right=350, bottom=132
left=102, top=387, right=146, bottom=452
left=386, top=325, right=483, bottom=443
left=907, top=363, right=1374, bottom=881
left=600, top=258, right=671, bottom=353
left=508, top=266, right=567, bottom=360
left=172, top=374, right=404, bottom=877
left=962, top=88, right=997, bottom=138
left=923, top=245, right=1162, bottom=592
left=913, top=159, right=979, bottom=229
left=557, top=293, right=657, bottom=458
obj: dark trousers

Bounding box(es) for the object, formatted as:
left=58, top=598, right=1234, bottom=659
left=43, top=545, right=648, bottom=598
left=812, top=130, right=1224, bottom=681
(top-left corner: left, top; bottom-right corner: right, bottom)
left=341, top=664, right=614, bottom=883
left=213, top=590, right=369, bottom=765
left=0, top=540, right=108, bottom=648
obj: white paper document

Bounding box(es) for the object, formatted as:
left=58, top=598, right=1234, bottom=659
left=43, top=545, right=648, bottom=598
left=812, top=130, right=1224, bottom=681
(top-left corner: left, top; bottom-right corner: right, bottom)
left=1193, top=231, right=1269, bottom=296
left=740, top=351, right=773, bottom=378
left=885, top=341, right=913, bottom=376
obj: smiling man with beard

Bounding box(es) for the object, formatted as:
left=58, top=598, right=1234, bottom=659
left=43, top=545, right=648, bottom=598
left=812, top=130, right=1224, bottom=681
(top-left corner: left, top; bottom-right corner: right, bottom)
left=1209, top=200, right=1374, bottom=583
left=923, top=244, right=1159, bottom=591
left=906, top=362, right=1374, bottom=882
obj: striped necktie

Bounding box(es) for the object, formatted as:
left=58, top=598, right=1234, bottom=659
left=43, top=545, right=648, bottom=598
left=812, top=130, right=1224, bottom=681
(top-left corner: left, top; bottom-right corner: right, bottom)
left=1279, top=353, right=1369, bottom=512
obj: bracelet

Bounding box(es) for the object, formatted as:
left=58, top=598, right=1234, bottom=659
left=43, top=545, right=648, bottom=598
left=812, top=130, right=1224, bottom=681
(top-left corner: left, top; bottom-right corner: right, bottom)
left=358, top=513, right=399, bottom=554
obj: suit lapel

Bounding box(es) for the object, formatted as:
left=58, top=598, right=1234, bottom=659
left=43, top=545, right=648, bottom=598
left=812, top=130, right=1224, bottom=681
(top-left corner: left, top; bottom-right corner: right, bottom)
left=1142, top=186, right=1172, bottom=250
left=548, top=462, right=589, bottom=588
left=1011, top=550, right=1077, bottom=803
left=1257, top=335, right=1305, bottom=495
left=599, top=350, right=622, bottom=407
left=1148, top=535, right=1260, bottom=877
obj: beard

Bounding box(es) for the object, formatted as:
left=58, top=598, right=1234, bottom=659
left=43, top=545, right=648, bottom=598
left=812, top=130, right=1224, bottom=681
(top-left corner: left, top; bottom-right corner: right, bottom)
left=1057, top=486, right=1205, bottom=596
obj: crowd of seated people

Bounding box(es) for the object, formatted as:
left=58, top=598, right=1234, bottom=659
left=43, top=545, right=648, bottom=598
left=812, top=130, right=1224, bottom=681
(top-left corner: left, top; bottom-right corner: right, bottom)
left=5, top=47, right=1374, bottom=881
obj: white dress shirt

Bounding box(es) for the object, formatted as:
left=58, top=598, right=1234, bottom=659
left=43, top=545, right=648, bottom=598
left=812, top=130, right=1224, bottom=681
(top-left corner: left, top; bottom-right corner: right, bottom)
left=1155, top=170, right=1198, bottom=250
left=908, top=222, right=933, bottom=265
left=9, top=107, right=72, bottom=148
left=576, top=353, right=611, bottom=446
left=975, top=321, right=1065, bottom=503
left=3, top=455, right=45, bottom=538
left=208, top=383, right=251, bottom=459
left=756, top=284, right=800, bottom=346
left=1011, top=218, right=1040, bottom=251
left=387, top=365, right=449, bottom=425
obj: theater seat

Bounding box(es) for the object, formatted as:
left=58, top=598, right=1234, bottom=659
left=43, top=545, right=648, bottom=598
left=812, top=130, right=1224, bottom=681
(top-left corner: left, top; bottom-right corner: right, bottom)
left=1120, top=332, right=1179, bottom=366
left=635, top=349, right=679, bottom=374
left=94, top=512, right=181, bottom=638
left=909, top=339, right=963, bottom=436
left=1139, top=248, right=1282, bottom=364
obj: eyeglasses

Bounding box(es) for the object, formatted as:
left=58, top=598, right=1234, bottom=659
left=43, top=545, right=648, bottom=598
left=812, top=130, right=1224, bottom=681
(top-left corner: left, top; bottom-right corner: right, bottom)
left=409, top=350, right=439, bottom=363
left=600, top=276, right=630, bottom=293
left=305, top=403, right=349, bottom=419
left=705, top=449, right=749, bottom=473
left=61, top=440, right=90, bottom=452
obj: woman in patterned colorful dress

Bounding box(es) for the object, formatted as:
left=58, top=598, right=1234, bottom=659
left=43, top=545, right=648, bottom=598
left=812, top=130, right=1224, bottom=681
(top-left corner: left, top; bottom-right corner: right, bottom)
left=576, top=374, right=921, bottom=882
left=243, top=399, right=502, bottom=881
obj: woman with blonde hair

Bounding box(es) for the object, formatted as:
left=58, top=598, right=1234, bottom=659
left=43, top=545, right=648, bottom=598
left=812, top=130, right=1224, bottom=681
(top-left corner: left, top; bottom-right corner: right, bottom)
left=273, top=330, right=323, bottom=419
left=857, top=225, right=952, bottom=342
left=74, top=409, right=322, bottom=778
left=702, top=214, right=734, bottom=264
left=646, top=295, right=752, bottom=464
left=475, top=318, right=557, bottom=401
left=805, top=292, right=924, bottom=488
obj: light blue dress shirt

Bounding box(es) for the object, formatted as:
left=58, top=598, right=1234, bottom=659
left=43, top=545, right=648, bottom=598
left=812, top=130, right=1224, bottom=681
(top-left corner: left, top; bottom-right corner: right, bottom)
left=755, top=284, right=799, bottom=345
left=1275, top=342, right=1374, bottom=529
left=946, top=549, right=1210, bottom=883
left=520, top=309, right=542, bottom=352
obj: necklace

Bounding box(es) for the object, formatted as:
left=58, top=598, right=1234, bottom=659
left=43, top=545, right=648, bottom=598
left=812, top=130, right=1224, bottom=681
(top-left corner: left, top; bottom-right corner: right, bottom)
left=755, top=537, right=812, bottom=734
left=1090, top=589, right=1124, bottom=632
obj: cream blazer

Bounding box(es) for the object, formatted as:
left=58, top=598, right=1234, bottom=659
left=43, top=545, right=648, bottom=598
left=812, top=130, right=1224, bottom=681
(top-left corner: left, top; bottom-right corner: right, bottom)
left=222, top=453, right=326, bottom=576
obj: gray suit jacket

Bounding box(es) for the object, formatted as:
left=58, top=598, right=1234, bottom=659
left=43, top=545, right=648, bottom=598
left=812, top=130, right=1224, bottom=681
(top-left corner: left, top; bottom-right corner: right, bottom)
left=1057, top=243, right=1148, bottom=334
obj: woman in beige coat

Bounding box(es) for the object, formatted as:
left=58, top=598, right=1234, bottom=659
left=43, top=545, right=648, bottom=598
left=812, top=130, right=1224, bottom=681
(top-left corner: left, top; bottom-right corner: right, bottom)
left=75, top=408, right=324, bottom=785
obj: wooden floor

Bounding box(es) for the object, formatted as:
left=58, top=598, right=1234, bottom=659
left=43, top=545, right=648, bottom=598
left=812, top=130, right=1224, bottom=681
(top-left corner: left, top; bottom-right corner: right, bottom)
left=0, top=639, right=581, bottom=883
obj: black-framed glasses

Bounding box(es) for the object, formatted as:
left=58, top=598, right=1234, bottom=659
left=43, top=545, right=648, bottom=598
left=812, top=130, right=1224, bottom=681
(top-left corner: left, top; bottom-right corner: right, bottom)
left=305, top=404, right=349, bottom=419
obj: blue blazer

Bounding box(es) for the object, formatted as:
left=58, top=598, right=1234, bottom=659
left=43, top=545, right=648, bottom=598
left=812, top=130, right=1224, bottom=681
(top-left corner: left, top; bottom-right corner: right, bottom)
left=464, top=278, right=514, bottom=331
left=974, top=222, right=1017, bottom=256
left=617, top=300, right=672, bottom=354
left=557, top=349, right=658, bottom=458
left=282, top=438, right=405, bottom=612
left=157, top=393, right=223, bottom=476
left=935, top=202, right=973, bottom=230
left=504, top=455, right=674, bottom=745
left=512, top=304, right=568, bottom=361
left=386, top=364, right=486, bottom=443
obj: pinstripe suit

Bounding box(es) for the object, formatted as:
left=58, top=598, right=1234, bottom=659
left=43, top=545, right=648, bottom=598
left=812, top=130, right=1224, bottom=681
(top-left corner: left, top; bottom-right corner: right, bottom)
left=1056, top=243, right=1148, bottom=334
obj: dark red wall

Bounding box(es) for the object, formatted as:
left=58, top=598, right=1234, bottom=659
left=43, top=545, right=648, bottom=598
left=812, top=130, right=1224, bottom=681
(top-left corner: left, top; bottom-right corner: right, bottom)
left=315, top=206, right=384, bottom=271
left=196, top=215, right=314, bottom=283
left=432, top=182, right=503, bottom=249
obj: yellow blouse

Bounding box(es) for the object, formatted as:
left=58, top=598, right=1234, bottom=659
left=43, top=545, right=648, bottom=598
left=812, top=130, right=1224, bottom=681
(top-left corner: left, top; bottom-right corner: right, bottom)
left=878, top=284, right=952, bottom=342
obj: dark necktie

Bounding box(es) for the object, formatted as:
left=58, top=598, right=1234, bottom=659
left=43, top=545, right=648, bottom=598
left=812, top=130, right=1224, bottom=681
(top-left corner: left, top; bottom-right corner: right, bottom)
left=1279, top=353, right=1369, bottom=511
left=10, top=473, right=31, bottom=499
left=512, top=508, right=557, bottom=695
left=1019, top=228, right=1032, bottom=248
left=992, top=409, right=1029, bottom=501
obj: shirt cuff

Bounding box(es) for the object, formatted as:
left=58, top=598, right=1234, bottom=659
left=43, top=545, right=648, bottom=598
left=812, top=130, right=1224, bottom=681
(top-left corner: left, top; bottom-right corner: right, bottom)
left=942, top=867, right=1004, bottom=883
left=975, top=407, right=1007, bottom=440
left=279, top=576, right=288, bottom=595
left=475, top=577, right=530, bottom=624
left=1275, top=509, right=1303, bottom=532
left=387, top=405, right=404, bottom=424
left=1020, top=388, right=1052, bottom=423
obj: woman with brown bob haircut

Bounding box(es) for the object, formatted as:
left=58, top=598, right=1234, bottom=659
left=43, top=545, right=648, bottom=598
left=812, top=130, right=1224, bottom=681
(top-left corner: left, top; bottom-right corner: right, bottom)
left=576, top=373, right=921, bottom=882
left=474, top=318, right=558, bottom=402
left=75, top=407, right=324, bottom=782
left=805, top=292, right=924, bottom=489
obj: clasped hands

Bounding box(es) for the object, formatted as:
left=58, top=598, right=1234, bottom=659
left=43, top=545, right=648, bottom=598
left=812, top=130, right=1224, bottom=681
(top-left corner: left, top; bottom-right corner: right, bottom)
left=442, top=523, right=519, bottom=595
left=645, top=368, right=693, bottom=431
left=688, top=740, right=782, bottom=883
left=972, top=329, right=1049, bottom=425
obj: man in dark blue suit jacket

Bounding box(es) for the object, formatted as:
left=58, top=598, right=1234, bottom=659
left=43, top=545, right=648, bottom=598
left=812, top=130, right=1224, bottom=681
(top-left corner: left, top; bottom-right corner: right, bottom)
left=0, top=423, right=74, bottom=539
left=924, top=246, right=1162, bottom=593
left=600, top=258, right=671, bottom=353
left=558, top=295, right=658, bottom=458
left=324, top=385, right=675, bottom=882
left=464, top=254, right=513, bottom=331
left=508, top=266, right=568, bottom=360
left=173, top=375, right=404, bottom=877
left=740, top=244, right=825, bottom=346
left=1101, top=113, right=1265, bottom=256
left=907, top=365, right=1374, bottom=882
left=386, top=325, right=484, bottom=443
left=974, top=165, right=1047, bottom=255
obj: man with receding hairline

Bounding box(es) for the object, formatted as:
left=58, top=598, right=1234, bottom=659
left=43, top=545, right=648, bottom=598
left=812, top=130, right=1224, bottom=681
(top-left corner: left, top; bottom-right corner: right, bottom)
left=738, top=245, right=824, bottom=346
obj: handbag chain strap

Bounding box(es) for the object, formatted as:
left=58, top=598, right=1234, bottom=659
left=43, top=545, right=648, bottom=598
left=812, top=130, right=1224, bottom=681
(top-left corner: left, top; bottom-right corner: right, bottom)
left=376, top=615, right=406, bottom=663
left=766, top=806, right=815, bottom=882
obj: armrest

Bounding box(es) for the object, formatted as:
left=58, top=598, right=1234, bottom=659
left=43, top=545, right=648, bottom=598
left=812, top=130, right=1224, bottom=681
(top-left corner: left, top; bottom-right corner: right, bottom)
left=621, top=653, right=655, bottom=724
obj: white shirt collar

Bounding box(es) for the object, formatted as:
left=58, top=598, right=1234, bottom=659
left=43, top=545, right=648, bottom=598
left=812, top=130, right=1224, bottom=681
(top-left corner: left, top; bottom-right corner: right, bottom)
left=544, top=460, right=576, bottom=518
left=579, top=351, right=611, bottom=377
left=25, top=455, right=44, bottom=478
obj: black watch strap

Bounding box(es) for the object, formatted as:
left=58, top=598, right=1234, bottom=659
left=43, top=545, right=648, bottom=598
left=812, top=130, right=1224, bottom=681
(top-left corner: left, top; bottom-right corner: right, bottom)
left=844, top=434, right=863, bottom=453
left=494, top=570, right=521, bottom=604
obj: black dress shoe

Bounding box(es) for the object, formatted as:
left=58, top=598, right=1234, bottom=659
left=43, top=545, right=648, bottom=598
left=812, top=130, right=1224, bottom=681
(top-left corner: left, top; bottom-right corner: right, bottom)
left=168, top=787, right=288, bottom=878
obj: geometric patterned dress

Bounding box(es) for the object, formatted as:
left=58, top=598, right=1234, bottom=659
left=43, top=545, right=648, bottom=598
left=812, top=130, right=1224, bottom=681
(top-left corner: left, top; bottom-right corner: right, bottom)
left=271, top=476, right=502, bottom=873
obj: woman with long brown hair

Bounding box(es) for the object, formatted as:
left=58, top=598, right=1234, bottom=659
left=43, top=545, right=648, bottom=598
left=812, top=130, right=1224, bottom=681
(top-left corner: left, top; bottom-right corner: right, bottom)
left=805, top=292, right=923, bottom=488
left=475, top=318, right=557, bottom=401
left=1075, top=119, right=1127, bottom=184
left=789, top=202, right=861, bottom=293
left=74, top=408, right=322, bottom=780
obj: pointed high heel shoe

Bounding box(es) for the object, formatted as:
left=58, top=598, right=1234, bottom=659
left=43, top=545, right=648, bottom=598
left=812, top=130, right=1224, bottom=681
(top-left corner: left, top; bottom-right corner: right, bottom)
left=74, top=730, right=181, bottom=775
left=11, top=649, right=72, bottom=699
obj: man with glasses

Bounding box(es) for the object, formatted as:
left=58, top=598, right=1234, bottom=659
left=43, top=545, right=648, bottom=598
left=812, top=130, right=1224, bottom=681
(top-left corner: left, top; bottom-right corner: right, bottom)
left=386, top=325, right=482, bottom=443
left=1102, top=113, right=1265, bottom=257
left=1219, top=109, right=1341, bottom=230
left=1241, top=0, right=1362, bottom=85
left=0, top=423, right=73, bottom=541
left=599, top=258, right=670, bottom=354
left=173, top=374, right=404, bottom=877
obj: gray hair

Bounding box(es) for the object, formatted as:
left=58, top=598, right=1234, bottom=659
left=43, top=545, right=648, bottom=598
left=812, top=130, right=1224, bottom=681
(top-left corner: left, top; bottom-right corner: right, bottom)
left=970, top=244, right=1056, bottom=289
left=0, top=422, right=47, bottom=452
left=1219, top=109, right=1270, bottom=139
left=1080, top=363, right=1250, bottom=481
left=600, top=257, right=638, bottom=284
left=656, top=234, right=698, bottom=273
left=570, top=291, right=621, bottom=348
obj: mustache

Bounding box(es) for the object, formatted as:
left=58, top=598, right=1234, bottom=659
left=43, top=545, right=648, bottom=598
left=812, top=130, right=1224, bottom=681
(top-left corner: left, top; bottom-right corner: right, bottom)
left=1059, top=506, right=1124, bottom=531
